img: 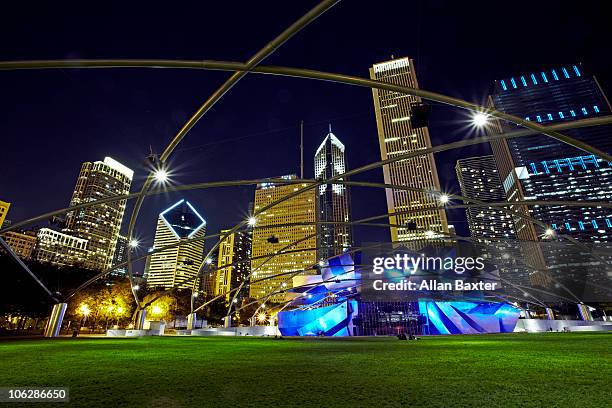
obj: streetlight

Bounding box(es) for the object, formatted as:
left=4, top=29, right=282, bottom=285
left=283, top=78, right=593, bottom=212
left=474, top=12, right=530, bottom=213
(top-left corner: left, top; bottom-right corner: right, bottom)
left=153, top=167, right=169, bottom=183
left=543, top=228, right=556, bottom=239
left=472, top=112, right=488, bottom=127
left=439, top=194, right=450, bottom=205
left=247, top=216, right=257, bottom=227
left=128, top=238, right=139, bottom=249
left=205, top=257, right=213, bottom=265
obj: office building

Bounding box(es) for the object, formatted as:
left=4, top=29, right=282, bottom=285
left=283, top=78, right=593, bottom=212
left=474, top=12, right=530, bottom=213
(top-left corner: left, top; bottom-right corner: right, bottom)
left=455, top=156, right=516, bottom=241
left=370, top=57, right=448, bottom=243
left=145, top=199, right=206, bottom=290
left=215, top=230, right=252, bottom=304
left=2, top=230, right=37, bottom=259
left=35, top=228, right=89, bottom=267
left=111, top=234, right=128, bottom=275
left=249, top=175, right=318, bottom=303
left=314, top=126, right=352, bottom=261
left=489, top=64, right=612, bottom=243
left=64, top=157, right=133, bottom=271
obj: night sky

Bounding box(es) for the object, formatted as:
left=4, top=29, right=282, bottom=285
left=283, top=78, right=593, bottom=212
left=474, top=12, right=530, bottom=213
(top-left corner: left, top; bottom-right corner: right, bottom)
left=1, top=1, right=610, bottom=272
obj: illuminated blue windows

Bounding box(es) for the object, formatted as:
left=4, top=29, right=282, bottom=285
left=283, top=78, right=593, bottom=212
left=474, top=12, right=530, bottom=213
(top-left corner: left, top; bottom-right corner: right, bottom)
left=593, top=105, right=600, bottom=113
left=582, top=107, right=588, bottom=115
left=521, top=76, right=527, bottom=87
left=570, top=110, right=576, bottom=117
left=559, top=112, right=564, bottom=119
left=500, top=80, right=507, bottom=91
left=592, top=220, right=599, bottom=229
left=573, top=65, right=581, bottom=77
left=607, top=219, right=612, bottom=228
left=547, top=113, right=553, bottom=121
left=562, top=67, right=570, bottom=78
left=536, top=115, right=542, bottom=122
left=552, top=69, right=559, bottom=80
left=510, top=77, right=517, bottom=89
left=565, top=222, right=571, bottom=230
left=579, top=221, right=585, bottom=230
left=531, top=73, right=538, bottom=85
left=541, top=72, right=548, bottom=83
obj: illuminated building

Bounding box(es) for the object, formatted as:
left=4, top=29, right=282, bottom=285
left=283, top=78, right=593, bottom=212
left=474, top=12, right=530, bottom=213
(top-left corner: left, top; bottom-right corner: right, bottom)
left=455, top=156, right=516, bottom=241
left=64, top=157, right=133, bottom=271
left=489, top=65, right=612, bottom=243
left=35, top=228, right=89, bottom=267
left=2, top=230, right=37, bottom=259
left=369, top=57, right=448, bottom=243
left=111, top=234, right=128, bottom=275
left=249, top=175, right=318, bottom=303
left=215, top=229, right=252, bottom=303
left=314, top=126, right=352, bottom=261
left=145, top=199, right=206, bottom=290
left=0, top=200, right=10, bottom=229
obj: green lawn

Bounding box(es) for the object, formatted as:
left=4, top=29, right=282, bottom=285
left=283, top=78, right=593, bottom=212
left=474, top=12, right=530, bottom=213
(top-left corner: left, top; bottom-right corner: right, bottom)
left=1, top=333, right=611, bottom=407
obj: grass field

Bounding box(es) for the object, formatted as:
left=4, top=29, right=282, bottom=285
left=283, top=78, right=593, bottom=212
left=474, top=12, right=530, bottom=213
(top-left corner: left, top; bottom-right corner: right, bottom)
left=1, top=333, right=611, bottom=407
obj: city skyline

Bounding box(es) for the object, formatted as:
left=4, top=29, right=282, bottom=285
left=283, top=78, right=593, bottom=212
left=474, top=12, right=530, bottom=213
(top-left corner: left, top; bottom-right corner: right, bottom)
left=2, top=1, right=610, bottom=253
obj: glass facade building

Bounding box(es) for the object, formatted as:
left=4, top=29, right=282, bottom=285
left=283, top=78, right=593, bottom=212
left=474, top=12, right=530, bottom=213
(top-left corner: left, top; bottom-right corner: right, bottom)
left=314, top=128, right=352, bottom=261
left=370, top=57, right=448, bottom=244
left=249, top=175, right=318, bottom=303
left=455, top=155, right=516, bottom=241
left=489, top=64, right=612, bottom=243
left=145, top=199, right=207, bottom=290
left=215, top=229, right=252, bottom=305
left=64, top=157, right=133, bottom=270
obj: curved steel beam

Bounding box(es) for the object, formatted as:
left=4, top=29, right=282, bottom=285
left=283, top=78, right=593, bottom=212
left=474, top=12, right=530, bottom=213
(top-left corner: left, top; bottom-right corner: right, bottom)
left=1, top=59, right=609, bottom=162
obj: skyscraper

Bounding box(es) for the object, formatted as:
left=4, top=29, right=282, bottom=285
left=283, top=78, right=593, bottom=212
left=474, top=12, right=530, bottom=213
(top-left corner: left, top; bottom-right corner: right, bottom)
left=111, top=234, right=128, bottom=275
left=370, top=57, right=448, bottom=243
left=489, top=64, right=612, bottom=243
left=215, top=229, right=252, bottom=304
left=145, top=199, right=207, bottom=290
left=64, top=157, right=133, bottom=271
left=455, top=156, right=516, bottom=241
left=249, top=175, right=318, bottom=303
left=314, top=126, right=352, bottom=261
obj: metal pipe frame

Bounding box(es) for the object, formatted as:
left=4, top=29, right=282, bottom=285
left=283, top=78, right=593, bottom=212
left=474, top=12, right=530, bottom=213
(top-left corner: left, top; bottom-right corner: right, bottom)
left=1, top=19, right=611, bottom=312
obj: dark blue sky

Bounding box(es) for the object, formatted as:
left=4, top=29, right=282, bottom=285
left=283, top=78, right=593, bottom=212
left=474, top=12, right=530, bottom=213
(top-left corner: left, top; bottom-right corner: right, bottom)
left=1, top=0, right=610, bottom=271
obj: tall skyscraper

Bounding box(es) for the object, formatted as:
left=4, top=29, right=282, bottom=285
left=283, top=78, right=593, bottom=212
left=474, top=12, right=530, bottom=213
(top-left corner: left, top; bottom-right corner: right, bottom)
left=0, top=200, right=10, bottom=229
left=370, top=57, right=448, bottom=243
left=215, top=229, right=252, bottom=304
left=455, top=156, right=516, bottom=241
left=145, top=199, right=207, bottom=290
left=456, top=156, right=527, bottom=296
left=111, top=234, right=128, bottom=275
left=64, top=157, right=133, bottom=271
left=489, top=64, right=612, bottom=243
left=249, top=175, right=318, bottom=303
left=314, top=126, right=352, bottom=261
